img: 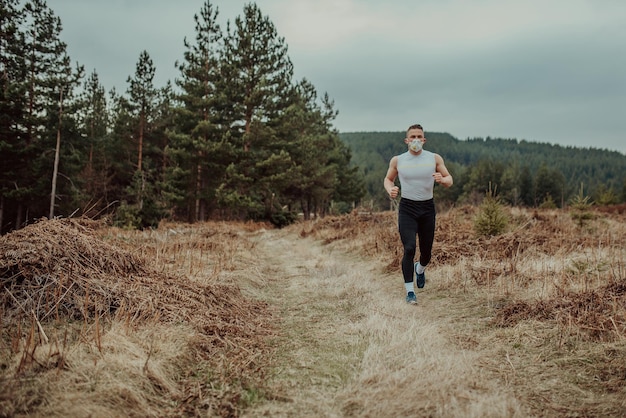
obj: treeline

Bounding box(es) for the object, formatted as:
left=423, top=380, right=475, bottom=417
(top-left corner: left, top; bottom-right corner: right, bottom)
left=340, top=131, right=626, bottom=211
left=0, top=0, right=365, bottom=234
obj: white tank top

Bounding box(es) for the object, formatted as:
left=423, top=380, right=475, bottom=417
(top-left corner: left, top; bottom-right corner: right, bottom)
left=397, top=150, right=436, bottom=201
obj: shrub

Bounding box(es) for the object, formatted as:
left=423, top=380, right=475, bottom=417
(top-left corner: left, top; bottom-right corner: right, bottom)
left=570, top=183, right=594, bottom=227
left=539, top=194, right=558, bottom=209
left=474, top=185, right=508, bottom=237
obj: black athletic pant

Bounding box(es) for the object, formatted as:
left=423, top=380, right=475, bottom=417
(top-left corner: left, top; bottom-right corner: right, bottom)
left=398, top=198, right=436, bottom=284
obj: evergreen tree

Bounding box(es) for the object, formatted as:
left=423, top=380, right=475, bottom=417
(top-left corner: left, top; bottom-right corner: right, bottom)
left=218, top=3, right=295, bottom=219
left=224, top=2, right=293, bottom=149
left=3, top=0, right=83, bottom=226
left=276, top=80, right=332, bottom=219
left=271, top=79, right=364, bottom=220
left=319, top=93, right=364, bottom=215
left=76, top=70, right=111, bottom=214
left=592, top=183, right=618, bottom=205
left=474, top=184, right=508, bottom=237
left=461, top=159, right=505, bottom=204
left=110, top=50, right=164, bottom=228
left=127, top=50, right=158, bottom=173
left=107, top=88, right=136, bottom=206
left=329, top=137, right=366, bottom=214
left=534, top=163, right=565, bottom=208
left=519, top=165, right=534, bottom=207
left=569, top=183, right=594, bottom=227
left=169, top=0, right=230, bottom=221
left=48, top=52, right=84, bottom=218
left=500, top=161, right=520, bottom=206
left=0, top=0, right=27, bottom=232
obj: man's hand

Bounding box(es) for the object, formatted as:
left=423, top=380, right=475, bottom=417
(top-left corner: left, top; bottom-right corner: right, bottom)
left=433, top=172, right=453, bottom=187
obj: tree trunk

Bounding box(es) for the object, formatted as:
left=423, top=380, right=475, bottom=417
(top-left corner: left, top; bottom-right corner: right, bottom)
left=138, top=110, right=144, bottom=171
left=137, top=111, right=145, bottom=211
left=49, top=87, right=63, bottom=219
left=16, top=203, right=23, bottom=230
left=0, top=196, right=4, bottom=234
left=195, top=161, right=202, bottom=222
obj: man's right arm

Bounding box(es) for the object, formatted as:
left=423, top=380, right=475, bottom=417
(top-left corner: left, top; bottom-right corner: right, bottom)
left=384, top=156, right=399, bottom=198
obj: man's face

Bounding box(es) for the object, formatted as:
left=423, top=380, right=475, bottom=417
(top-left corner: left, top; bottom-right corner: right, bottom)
left=405, top=128, right=426, bottom=145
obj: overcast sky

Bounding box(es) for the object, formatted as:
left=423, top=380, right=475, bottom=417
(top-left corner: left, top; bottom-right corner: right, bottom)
left=48, top=0, right=626, bottom=154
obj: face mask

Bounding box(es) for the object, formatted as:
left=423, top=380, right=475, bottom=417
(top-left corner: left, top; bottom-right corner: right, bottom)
left=409, top=139, right=423, bottom=152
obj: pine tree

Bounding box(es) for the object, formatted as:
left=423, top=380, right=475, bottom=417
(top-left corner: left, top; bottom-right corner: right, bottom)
left=474, top=184, right=508, bottom=237
left=535, top=163, right=565, bottom=208
left=519, top=165, right=534, bottom=207
left=111, top=50, right=164, bottom=228
left=3, top=0, right=83, bottom=225
left=48, top=53, right=84, bottom=218
left=0, top=0, right=26, bottom=232
left=461, top=159, right=505, bottom=204
left=217, top=3, right=295, bottom=220
left=500, top=161, right=520, bottom=206
left=569, top=183, right=594, bottom=227
left=276, top=80, right=364, bottom=219
left=76, top=70, right=111, bottom=214
left=264, top=79, right=318, bottom=219
left=169, top=0, right=229, bottom=221
left=592, top=184, right=618, bottom=206
left=224, top=2, right=293, bottom=150
left=127, top=50, right=158, bottom=173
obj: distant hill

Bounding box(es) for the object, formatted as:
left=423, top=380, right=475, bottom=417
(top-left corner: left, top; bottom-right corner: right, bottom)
left=339, top=131, right=626, bottom=210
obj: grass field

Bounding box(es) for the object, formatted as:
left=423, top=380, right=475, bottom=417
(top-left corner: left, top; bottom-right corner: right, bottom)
left=1, top=205, right=625, bottom=417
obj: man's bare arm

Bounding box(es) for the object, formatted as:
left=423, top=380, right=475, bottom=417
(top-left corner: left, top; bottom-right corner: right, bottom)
left=384, top=156, right=400, bottom=198
left=433, top=154, right=453, bottom=188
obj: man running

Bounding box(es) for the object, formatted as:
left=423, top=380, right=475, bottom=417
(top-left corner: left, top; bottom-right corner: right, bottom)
left=383, top=123, right=453, bottom=304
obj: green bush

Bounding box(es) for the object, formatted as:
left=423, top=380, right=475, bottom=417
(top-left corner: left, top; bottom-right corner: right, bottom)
left=474, top=186, right=508, bottom=237
left=539, top=194, right=558, bottom=209
left=269, top=209, right=298, bottom=228
left=114, top=201, right=141, bottom=230
left=570, top=183, right=594, bottom=227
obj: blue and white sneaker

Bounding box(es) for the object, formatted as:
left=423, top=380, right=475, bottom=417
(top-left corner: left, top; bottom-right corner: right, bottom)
left=406, top=291, right=417, bottom=304
left=415, top=262, right=426, bottom=289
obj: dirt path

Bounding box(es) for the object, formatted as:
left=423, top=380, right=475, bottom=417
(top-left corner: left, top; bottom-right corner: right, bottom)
left=240, top=227, right=528, bottom=418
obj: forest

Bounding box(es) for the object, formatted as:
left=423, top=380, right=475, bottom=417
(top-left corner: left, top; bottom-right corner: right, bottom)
left=2, top=0, right=625, bottom=235
left=341, top=131, right=626, bottom=211
left=0, top=0, right=364, bottom=234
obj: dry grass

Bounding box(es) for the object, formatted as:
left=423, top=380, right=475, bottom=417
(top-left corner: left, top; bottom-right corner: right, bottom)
left=1, top=218, right=275, bottom=417
left=1, top=204, right=625, bottom=417
left=297, top=204, right=626, bottom=417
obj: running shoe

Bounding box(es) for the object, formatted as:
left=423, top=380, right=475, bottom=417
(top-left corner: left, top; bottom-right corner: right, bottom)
left=406, top=291, right=417, bottom=304
left=415, top=262, right=426, bottom=289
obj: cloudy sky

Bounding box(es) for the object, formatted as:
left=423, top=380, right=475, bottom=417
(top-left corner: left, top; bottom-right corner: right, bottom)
left=48, top=0, right=626, bottom=154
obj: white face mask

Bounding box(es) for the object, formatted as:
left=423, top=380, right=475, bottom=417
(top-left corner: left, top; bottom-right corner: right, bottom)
left=409, top=139, right=423, bottom=152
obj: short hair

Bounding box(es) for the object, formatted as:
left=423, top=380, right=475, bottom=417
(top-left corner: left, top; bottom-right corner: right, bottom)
left=407, top=124, right=423, bottom=132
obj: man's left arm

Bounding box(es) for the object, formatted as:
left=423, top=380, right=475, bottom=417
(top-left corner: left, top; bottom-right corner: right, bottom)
left=433, top=154, right=453, bottom=188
